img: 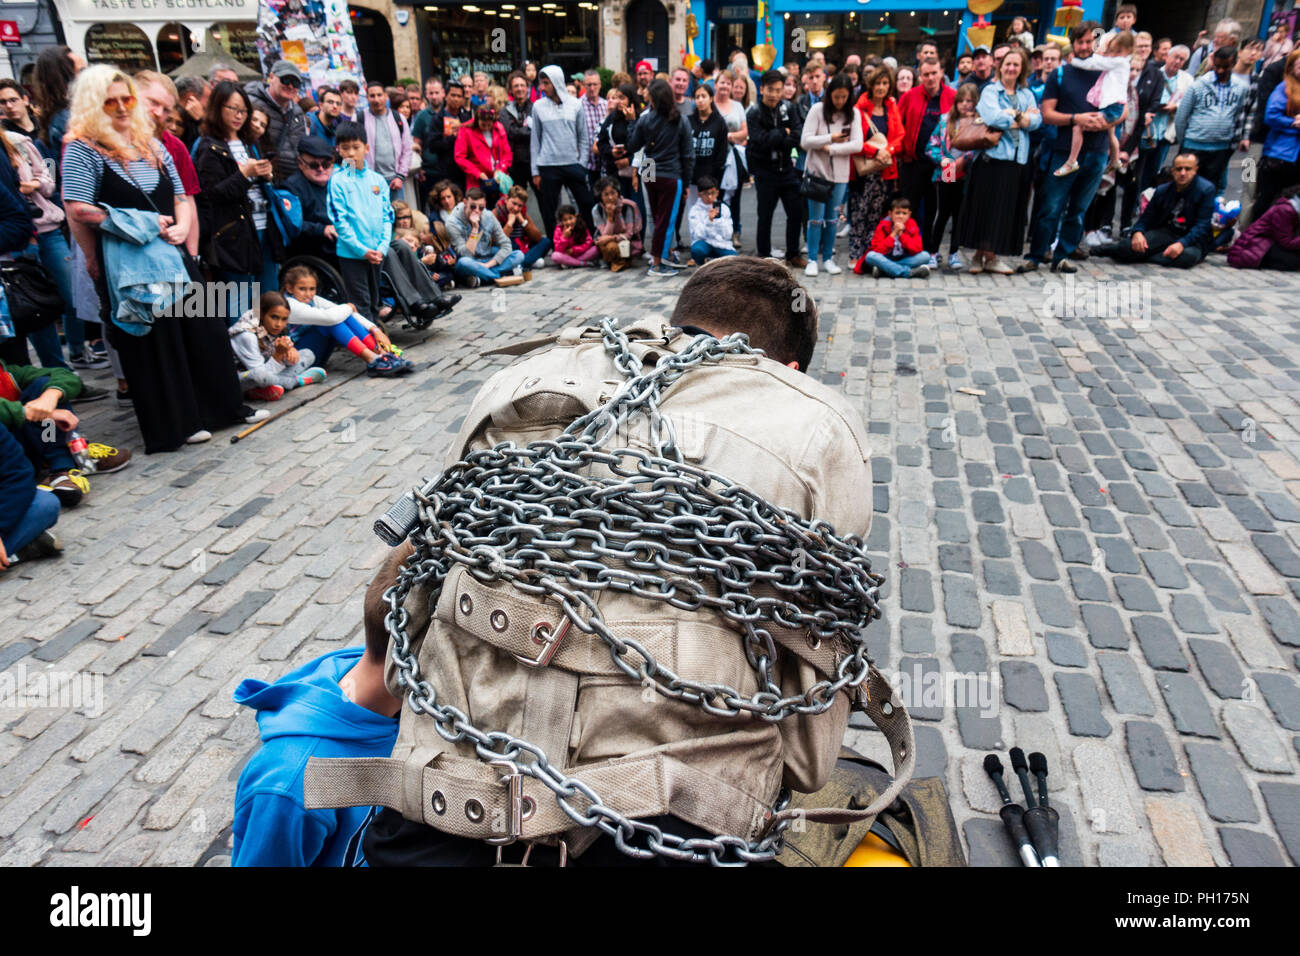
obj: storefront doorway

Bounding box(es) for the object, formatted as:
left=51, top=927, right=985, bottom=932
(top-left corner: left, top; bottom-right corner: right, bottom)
left=626, top=0, right=669, bottom=72
left=351, top=4, right=398, bottom=85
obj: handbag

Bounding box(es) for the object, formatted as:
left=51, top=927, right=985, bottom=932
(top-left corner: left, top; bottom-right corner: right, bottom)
left=950, top=116, right=1003, bottom=153
left=854, top=113, right=889, bottom=177
left=0, top=257, right=63, bottom=334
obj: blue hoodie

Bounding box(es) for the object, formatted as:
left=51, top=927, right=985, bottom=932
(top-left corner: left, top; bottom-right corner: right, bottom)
left=231, top=648, right=398, bottom=867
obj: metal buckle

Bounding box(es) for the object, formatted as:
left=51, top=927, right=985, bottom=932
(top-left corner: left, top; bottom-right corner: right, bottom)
left=486, top=760, right=524, bottom=846
left=511, top=616, right=570, bottom=668
left=494, top=839, right=568, bottom=868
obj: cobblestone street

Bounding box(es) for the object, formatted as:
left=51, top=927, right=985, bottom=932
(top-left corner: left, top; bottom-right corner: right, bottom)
left=2, top=245, right=1299, bottom=867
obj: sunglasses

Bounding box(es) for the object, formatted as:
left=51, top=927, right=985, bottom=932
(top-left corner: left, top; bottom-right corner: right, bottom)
left=102, top=95, right=137, bottom=113
left=302, top=159, right=334, bottom=171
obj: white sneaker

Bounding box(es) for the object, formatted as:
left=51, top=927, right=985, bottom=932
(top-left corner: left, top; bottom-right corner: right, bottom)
left=532, top=257, right=547, bottom=269
left=804, top=260, right=818, bottom=277
left=243, top=408, right=270, bottom=424
left=928, top=253, right=940, bottom=269
left=186, top=430, right=212, bottom=444
left=948, top=252, right=963, bottom=271
left=837, top=224, right=850, bottom=238
left=771, top=247, right=784, bottom=259
left=823, top=259, right=842, bottom=275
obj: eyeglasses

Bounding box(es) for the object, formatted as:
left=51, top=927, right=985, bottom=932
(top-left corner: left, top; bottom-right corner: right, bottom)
left=102, top=95, right=137, bottom=113
left=396, top=214, right=413, bottom=221
left=302, top=159, right=334, bottom=171
left=223, top=104, right=249, bottom=116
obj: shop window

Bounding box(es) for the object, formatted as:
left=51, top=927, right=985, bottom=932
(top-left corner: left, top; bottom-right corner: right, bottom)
left=157, top=22, right=196, bottom=73
left=214, top=22, right=263, bottom=72
left=85, top=23, right=157, bottom=73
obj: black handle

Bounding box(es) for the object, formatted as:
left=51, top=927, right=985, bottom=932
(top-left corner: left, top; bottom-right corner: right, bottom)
left=1023, top=805, right=1060, bottom=866
left=374, top=491, right=421, bottom=546
left=1000, top=803, right=1041, bottom=867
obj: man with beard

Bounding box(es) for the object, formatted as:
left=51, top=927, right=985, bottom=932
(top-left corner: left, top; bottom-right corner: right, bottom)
left=634, top=60, right=655, bottom=110
left=309, top=87, right=344, bottom=146
left=136, top=70, right=201, bottom=256
left=415, top=81, right=471, bottom=208
left=282, top=137, right=460, bottom=324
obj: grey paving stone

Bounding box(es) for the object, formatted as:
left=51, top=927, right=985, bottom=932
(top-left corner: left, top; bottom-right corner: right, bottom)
left=982, top=560, right=1021, bottom=597
left=1095, top=458, right=1128, bottom=482
left=1001, top=476, right=1035, bottom=504
left=1096, top=536, right=1140, bottom=574
left=1156, top=672, right=1221, bottom=738
left=897, top=656, right=944, bottom=721
left=1258, top=782, right=1300, bottom=865
left=1108, top=483, right=1150, bottom=515
left=937, top=543, right=972, bottom=573
left=1031, top=583, right=1076, bottom=629
left=1019, top=541, right=1059, bottom=580
left=1184, top=743, right=1259, bottom=823
left=1221, top=700, right=1294, bottom=772
left=931, top=450, right=958, bottom=477
left=1252, top=534, right=1300, bottom=578
left=0, top=639, right=35, bottom=672
left=1170, top=594, right=1218, bottom=634
left=1254, top=673, right=1300, bottom=730
left=1186, top=563, right=1250, bottom=615
left=1186, top=638, right=1247, bottom=700
left=1029, top=460, right=1064, bottom=491
left=931, top=481, right=963, bottom=509
left=1046, top=632, right=1088, bottom=668
left=1080, top=603, right=1128, bottom=649
left=899, top=617, right=934, bottom=654
left=1223, top=496, right=1277, bottom=533
left=1115, top=576, right=1162, bottom=612
left=1123, top=450, right=1157, bottom=471
left=32, top=618, right=103, bottom=663
left=977, top=525, right=1011, bottom=559
left=911, top=724, right=948, bottom=780
left=1134, top=472, right=1176, bottom=498
left=142, top=610, right=212, bottom=658
left=899, top=568, right=935, bottom=613
left=963, top=818, right=1019, bottom=867
left=949, top=632, right=988, bottom=675
left=1067, top=567, right=1110, bottom=602
left=208, top=591, right=276, bottom=636
left=1125, top=720, right=1185, bottom=791
left=1126, top=516, right=1170, bottom=551
left=1186, top=444, right=1226, bottom=468
left=1203, top=469, right=1247, bottom=496
left=1218, top=827, right=1287, bottom=867
left=1054, top=672, right=1112, bottom=737
left=1178, top=483, right=1220, bottom=508
left=1053, top=529, right=1092, bottom=564
left=217, top=496, right=274, bottom=529
left=1099, top=652, right=1157, bottom=716
left=1000, top=661, right=1049, bottom=712
left=1258, top=492, right=1300, bottom=523
left=1041, top=494, right=1080, bottom=528
left=1082, top=507, right=1123, bottom=534
left=1256, top=597, right=1300, bottom=647
left=935, top=510, right=970, bottom=543
left=942, top=573, right=981, bottom=629
left=1140, top=550, right=1189, bottom=589
left=955, top=702, right=1004, bottom=750
left=1068, top=474, right=1106, bottom=506
left=970, top=491, right=1005, bottom=524
left=201, top=542, right=271, bottom=587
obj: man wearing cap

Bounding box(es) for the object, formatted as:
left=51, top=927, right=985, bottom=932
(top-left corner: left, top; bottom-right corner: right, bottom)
left=634, top=60, right=655, bottom=111
left=246, top=59, right=312, bottom=182
left=969, top=46, right=995, bottom=92
left=364, top=80, right=413, bottom=203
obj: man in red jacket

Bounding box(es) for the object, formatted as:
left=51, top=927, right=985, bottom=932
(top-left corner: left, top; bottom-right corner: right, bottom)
left=896, top=59, right=955, bottom=260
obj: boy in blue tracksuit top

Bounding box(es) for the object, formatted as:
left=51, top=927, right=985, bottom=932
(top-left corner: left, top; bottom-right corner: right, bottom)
left=231, top=568, right=400, bottom=866
left=326, top=120, right=394, bottom=327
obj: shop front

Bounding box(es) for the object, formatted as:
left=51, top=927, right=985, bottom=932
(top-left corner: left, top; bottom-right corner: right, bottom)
left=0, top=0, right=66, bottom=83
left=404, top=1, right=600, bottom=85
left=49, top=0, right=261, bottom=74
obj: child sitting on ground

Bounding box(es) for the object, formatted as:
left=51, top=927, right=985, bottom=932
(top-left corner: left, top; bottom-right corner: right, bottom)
left=229, top=291, right=327, bottom=401
left=1054, top=29, right=1133, bottom=177
left=551, top=203, right=598, bottom=267
left=687, top=176, right=738, bottom=264
left=591, top=176, right=643, bottom=272
left=855, top=197, right=931, bottom=279
left=281, top=266, right=413, bottom=377
left=230, top=546, right=402, bottom=866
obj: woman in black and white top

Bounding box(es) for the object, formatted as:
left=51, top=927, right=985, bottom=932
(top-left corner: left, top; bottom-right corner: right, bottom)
left=62, top=65, right=253, bottom=453
left=193, top=81, right=281, bottom=324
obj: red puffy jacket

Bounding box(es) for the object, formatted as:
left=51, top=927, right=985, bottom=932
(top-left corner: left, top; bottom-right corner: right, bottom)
left=852, top=93, right=905, bottom=181
left=854, top=217, right=924, bottom=272
left=453, top=121, right=512, bottom=192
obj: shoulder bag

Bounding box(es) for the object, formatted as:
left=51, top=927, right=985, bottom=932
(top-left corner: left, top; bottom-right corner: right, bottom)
left=853, top=112, right=889, bottom=177
left=950, top=116, right=1003, bottom=153
left=799, top=106, right=835, bottom=203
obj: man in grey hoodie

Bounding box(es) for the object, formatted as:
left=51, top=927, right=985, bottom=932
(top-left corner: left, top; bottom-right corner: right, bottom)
left=530, top=64, right=596, bottom=237
left=1174, top=46, right=1248, bottom=191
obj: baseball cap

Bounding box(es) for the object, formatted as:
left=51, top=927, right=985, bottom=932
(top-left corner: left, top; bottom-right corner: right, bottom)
left=270, top=60, right=304, bottom=85
left=972, top=45, right=992, bottom=55
left=297, top=136, right=334, bottom=159
left=635, top=59, right=654, bottom=74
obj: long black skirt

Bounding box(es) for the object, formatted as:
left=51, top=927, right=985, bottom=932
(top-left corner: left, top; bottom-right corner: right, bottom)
left=956, top=155, right=1033, bottom=257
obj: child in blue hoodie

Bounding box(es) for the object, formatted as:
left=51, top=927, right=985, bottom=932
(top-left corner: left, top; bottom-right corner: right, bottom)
left=231, top=565, right=401, bottom=866
left=326, top=120, right=394, bottom=328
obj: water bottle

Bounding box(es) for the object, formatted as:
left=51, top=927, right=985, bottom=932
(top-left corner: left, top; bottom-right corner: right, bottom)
left=67, top=431, right=92, bottom=472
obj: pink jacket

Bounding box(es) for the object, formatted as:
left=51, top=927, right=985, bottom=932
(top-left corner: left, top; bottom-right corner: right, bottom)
left=362, top=107, right=412, bottom=179
left=552, top=222, right=594, bottom=258
left=454, top=122, right=512, bottom=192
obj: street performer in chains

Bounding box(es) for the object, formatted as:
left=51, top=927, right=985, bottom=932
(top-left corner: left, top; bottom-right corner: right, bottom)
left=303, top=255, right=914, bottom=865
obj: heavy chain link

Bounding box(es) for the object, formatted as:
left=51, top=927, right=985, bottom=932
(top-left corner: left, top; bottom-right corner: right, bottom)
left=382, top=318, right=885, bottom=864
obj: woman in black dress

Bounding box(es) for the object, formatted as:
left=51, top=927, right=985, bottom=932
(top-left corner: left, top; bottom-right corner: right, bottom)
left=62, top=65, right=256, bottom=453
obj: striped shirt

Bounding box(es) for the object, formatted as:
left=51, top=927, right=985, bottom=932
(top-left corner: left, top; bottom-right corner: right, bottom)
left=61, top=138, right=184, bottom=206
left=581, top=95, right=607, bottom=170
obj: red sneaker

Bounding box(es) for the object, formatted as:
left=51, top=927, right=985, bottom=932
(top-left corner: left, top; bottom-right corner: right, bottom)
left=246, top=385, right=285, bottom=402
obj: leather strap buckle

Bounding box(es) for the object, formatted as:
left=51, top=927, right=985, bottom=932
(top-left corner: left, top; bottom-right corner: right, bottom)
left=512, top=616, right=570, bottom=668
left=486, top=760, right=524, bottom=846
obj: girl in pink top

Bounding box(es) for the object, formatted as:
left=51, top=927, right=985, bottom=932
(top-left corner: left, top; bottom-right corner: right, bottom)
left=550, top=204, right=598, bottom=266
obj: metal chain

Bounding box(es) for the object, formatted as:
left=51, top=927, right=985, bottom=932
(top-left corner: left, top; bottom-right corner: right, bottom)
left=381, top=319, right=885, bottom=864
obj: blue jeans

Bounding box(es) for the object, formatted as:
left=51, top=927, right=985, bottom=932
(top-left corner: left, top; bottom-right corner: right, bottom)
left=519, top=237, right=552, bottom=268
left=454, top=250, right=525, bottom=281
left=806, top=181, right=849, bottom=262
left=1029, top=148, right=1108, bottom=263
left=16, top=376, right=75, bottom=473
left=690, top=240, right=737, bottom=262
left=864, top=250, right=931, bottom=278
left=36, top=229, right=81, bottom=359
left=4, top=488, right=59, bottom=554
